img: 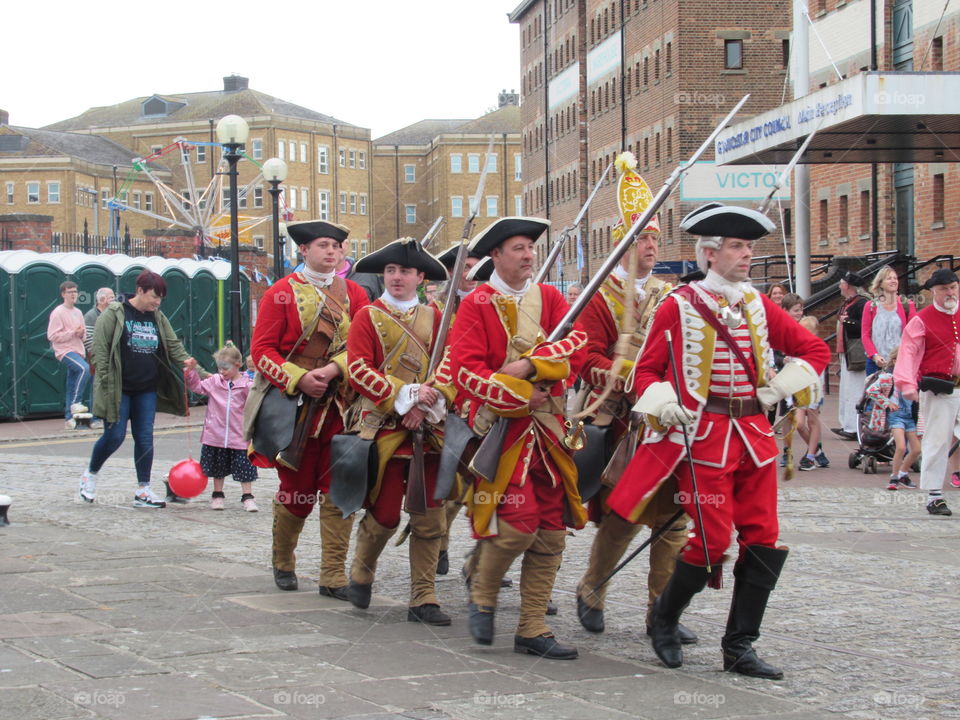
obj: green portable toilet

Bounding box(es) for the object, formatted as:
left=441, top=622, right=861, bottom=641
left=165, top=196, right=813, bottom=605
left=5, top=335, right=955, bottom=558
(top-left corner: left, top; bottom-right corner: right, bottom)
left=118, top=262, right=146, bottom=297
left=153, top=261, right=190, bottom=345
left=73, top=256, right=118, bottom=311
left=190, top=267, right=219, bottom=372
left=0, top=251, right=26, bottom=417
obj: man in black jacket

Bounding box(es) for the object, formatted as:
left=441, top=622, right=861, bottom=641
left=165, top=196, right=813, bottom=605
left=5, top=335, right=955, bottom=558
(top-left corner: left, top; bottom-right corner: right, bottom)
left=833, top=271, right=868, bottom=440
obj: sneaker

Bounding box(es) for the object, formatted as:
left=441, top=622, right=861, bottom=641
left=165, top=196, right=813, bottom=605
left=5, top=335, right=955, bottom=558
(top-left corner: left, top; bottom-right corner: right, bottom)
left=89, top=419, right=103, bottom=430
left=896, top=474, right=916, bottom=488
left=951, top=472, right=960, bottom=489
left=815, top=450, right=830, bottom=468
left=887, top=478, right=899, bottom=491
left=926, top=498, right=952, bottom=516
left=79, top=471, right=96, bottom=503
left=242, top=497, right=258, bottom=512
left=65, top=418, right=76, bottom=430
left=133, top=486, right=166, bottom=508
left=210, top=494, right=225, bottom=511
left=778, top=449, right=789, bottom=468
left=798, top=456, right=816, bottom=471
left=69, top=403, right=89, bottom=416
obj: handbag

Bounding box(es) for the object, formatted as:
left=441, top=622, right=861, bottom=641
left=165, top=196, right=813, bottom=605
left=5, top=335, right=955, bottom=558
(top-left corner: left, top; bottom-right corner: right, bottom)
left=844, top=337, right=867, bottom=372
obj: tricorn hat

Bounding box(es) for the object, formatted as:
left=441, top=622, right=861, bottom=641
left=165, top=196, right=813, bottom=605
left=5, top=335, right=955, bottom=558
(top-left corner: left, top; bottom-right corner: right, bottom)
left=680, top=203, right=775, bottom=240
left=286, top=220, right=350, bottom=246
left=466, top=256, right=494, bottom=283
left=842, top=270, right=866, bottom=287
left=467, top=216, right=550, bottom=258
left=923, top=268, right=960, bottom=290
left=434, top=243, right=482, bottom=270
left=354, top=238, right=448, bottom=281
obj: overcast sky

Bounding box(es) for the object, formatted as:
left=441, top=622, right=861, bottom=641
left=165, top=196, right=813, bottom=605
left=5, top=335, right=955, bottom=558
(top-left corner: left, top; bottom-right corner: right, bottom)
left=5, top=1, right=521, bottom=139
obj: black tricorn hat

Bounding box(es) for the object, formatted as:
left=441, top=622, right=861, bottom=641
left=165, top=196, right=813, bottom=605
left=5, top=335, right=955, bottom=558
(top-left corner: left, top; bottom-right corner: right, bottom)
left=923, top=267, right=960, bottom=290
left=842, top=270, right=866, bottom=287
left=467, top=216, right=550, bottom=258
left=354, top=238, right=448, bottom=281
left=680, top=203, right=775, bottom=240
left=286, top=220, right=350, bottom=246
left=466, top=256, right=494, bottom=282
left=434, top=243, right=482, bottom=270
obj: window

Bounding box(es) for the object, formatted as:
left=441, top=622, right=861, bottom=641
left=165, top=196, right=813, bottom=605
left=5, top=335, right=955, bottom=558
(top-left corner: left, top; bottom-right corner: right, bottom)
left=932, top=37, right=944, bottom=71
left=191, top=145, right=204, bottom=164
left=666, top=41, right=672, bottom=74
left=450, top=154, right=463, bottom=173
left=145, top=192, right=154, bottom=212
left=349, top=193, right=357, bottom=214
left=251, top=138, right=263, bottom=160
left=514, top=195, right=523, bottom=215
left=318, top=145, right=329, bottom=173
left=339, top=192, right=347, bottom=213
left=151, top=145, right=162, bottom=156
left=486, top=153, right=497, bottom=172
left=288, top=141, right=295, bottom=161
left=933, top=174, right=945, bottom=224
left=348, top=150, right=356, bottom=168
left=319, top=190, right=330, bottom=220
left=253, top=235, right=264, bottom=250
left=486, top=196, right=498, bottom=217
left=405, top=204, right=416, bottom=224
left=782, top=39, right=790, bottom=69
left=361, top=240, right=368, bottom=256
left=451, top=196, right=464, bottom=217
left=132, top=191, right=141, bottom=209
left=514, top=153, right=522, bottom=180
left=725, top=39, right=743, bottom=69
left=839, top=195, right=848, bottom=238
left=301, top=188, right=308, bottom=211
left=100, top=188, right=109, bottom=209
left=288, top=186, right=296, bottom=210
left=47, top=181, right=60, bottom=204
left=254, top=186, right=264, bottom=208
left=278, top=141, right=285, bottom=160
left=220, top=188, right=229, bottom=211
left=358, top=151, right=366, bottom=169
left=468, top=154, right=480, bottom=173
left=819, top=199, right=829, bottom=241
left=5, top=182, right=13, bottom=204
left=339, top=149, right=346, bottom=167
left=359, top=194, right=367, bottom=215
left=404, top=164, right=416, bottom=183
left=300, top=142, right=307, bottom=163
left=859, top=190, right=870, bottom=235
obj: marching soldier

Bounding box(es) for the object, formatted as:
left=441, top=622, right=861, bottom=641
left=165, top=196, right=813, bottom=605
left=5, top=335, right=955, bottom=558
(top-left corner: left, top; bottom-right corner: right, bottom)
left=607, top=203, right=830, bottom=679
left=247, top=220, right=369, bottom=597
left=343, top=238, right=454, bottom=626
left=574, top=154, right=694, bottom=641
left=449, top=217, right=588, bottom=660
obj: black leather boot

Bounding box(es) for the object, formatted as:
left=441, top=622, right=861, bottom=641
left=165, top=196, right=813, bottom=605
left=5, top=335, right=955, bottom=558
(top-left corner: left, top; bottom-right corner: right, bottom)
left=347, top=580, right=372, bottom=609
left=648, top=560, right=711, bottom=668
left=468, top=603, right=496, bottom=645
left=721, top=545, right=789, bottom=680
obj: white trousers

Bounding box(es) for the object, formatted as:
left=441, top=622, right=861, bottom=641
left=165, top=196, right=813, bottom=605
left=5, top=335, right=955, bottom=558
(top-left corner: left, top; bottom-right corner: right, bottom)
left=919, top=389, right=960, bottom=492
left=838, top=355, right=866, bottom=434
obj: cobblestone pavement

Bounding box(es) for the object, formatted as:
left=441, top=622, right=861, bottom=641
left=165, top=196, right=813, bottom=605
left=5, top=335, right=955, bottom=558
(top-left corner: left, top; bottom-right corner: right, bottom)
left=0, top=413, right=958, bottom=719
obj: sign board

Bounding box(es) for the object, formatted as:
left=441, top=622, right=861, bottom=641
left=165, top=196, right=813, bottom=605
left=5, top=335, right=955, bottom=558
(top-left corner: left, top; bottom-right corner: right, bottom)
left=680, top=161, right=791, bottom=202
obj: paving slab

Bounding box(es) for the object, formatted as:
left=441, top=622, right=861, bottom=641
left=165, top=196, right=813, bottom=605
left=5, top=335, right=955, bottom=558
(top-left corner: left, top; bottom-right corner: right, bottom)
left=173, top=650, right=368, bottom=690
left=245, top=684, right=382, bottom=719
left=2, top=686, right=94, bottom=720
left=0, top=612, right=111, bottom=639
left=0, top=644, right=86, bottom=686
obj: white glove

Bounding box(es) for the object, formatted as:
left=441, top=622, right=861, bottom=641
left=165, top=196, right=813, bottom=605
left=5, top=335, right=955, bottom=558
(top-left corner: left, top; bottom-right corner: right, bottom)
left=632, top=381, right=695, bottom=428
left=756, top=360, right=821, bottom=411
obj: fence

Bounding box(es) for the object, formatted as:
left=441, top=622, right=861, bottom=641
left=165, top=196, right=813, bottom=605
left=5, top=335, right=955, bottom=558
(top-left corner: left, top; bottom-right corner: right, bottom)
left=50, top=221, right=164, bottom=257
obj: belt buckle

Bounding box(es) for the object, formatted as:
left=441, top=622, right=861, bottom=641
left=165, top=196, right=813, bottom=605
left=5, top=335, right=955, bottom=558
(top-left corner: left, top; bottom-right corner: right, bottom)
left=728, top=397, right=743, bottom=418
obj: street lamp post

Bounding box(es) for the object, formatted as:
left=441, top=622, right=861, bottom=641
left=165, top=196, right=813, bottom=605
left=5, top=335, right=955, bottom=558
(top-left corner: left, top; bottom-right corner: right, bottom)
left=262, top=157, right=288, bottom=280
left=215, top=114, right=250, bottom=353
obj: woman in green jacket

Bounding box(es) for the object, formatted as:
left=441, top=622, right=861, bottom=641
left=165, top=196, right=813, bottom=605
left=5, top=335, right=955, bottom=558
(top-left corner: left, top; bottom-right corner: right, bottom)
left=78, top=270, right=196, bottom=508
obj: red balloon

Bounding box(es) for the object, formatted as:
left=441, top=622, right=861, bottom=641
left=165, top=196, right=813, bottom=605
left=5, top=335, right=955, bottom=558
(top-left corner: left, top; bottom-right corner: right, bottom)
left=168, top=459, right=207, bottom=498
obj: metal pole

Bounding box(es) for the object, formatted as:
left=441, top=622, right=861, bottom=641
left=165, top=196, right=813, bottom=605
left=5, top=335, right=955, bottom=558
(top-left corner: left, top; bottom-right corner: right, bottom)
left=269, top=179, right=284, bottom=279
left=793, top=0, right=812, bottom=298
left=225, top=142, right=244, bottom=353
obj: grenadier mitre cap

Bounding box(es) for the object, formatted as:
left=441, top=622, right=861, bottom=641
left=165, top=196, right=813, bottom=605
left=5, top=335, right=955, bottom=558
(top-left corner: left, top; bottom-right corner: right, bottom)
left=611, top=151, right=659, bottom=243
left=354, top=237, right=449, bottom=281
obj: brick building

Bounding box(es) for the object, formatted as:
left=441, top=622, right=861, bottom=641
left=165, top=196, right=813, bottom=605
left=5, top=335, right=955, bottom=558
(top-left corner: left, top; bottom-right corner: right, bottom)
left=371, top=95, right=523, bottom=253
left=509, top=0, right=792, bottom=284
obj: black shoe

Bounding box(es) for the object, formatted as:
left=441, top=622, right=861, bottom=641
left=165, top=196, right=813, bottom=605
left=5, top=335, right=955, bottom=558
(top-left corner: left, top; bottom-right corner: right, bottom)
left=545, top=597, right=558, bottom=616
left=318, top=585, right=348, bottom=601
left=896, top=475, right=917, bottom=488
left=347, top=580, right=372, bottom=609
left=723, top=647, right=784, bottom=679
left=577, top=596, right=605, bottom=633
left=408, top=604, right=452, bottom=626
left=436, top=549, right=449, bottom=575
left=468, top=603, right=495, bottom=645
left=501, top=576, right=513, bottom=588
left=927, top=499, right=953, bottom=516
left=514, top=633, right=578, bottom=660
left=646, top=622, right=698, bottom=644
left=164, top=481, right=189, bottom=504
left=273, top=567, right=298, bottom=591
left=798, top=456, right=816, bottom=471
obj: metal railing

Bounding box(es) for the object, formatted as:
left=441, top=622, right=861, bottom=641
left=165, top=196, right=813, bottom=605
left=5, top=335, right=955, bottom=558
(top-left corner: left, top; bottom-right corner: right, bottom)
left=51, top=221, right=164, bottom=257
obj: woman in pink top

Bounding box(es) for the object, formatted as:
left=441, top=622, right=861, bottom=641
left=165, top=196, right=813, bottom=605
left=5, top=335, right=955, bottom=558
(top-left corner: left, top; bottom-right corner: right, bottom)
left=185, top=343, right=258, bottom=511
left=861, top=265, right=916, bottom=376
left=46, top=281, right=93, bottom=429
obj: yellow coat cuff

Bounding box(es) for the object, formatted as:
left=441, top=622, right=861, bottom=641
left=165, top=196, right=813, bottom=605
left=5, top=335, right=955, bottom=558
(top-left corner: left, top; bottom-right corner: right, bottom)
left=528, top=357, right=570, bottom=383
left=282, top=362, right=308, bottom=395
left=617, top=359, right=635, bottom=380
left=330, top=351, right=349, bottom=379
left=491, top=373, right=534, bottom=417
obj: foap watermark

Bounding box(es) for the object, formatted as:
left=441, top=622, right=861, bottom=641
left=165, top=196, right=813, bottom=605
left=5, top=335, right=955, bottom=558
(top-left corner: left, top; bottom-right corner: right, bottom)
left=73, top=690, right=126, bottom=708
left=874, top=91, right=925, bottom=108
left=675, top=490, right=726, bottom=507
left=473, top=691, right=526, bottom=708
left=674, top=690, right=725, bottom=708
left=675, top=91, right=726, bottom=108
left=273, top=690, right=326, bottom=707
left=873, top=491, right=926, bottom=507
left=473, top=491, right=527, bottom=507
left=873, top=690, right=924, bottom=710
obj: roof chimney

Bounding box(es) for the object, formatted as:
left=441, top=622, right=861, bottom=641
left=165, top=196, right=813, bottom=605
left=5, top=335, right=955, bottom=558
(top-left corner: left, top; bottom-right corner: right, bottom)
left=223, top=75, right=249, bottom=92
left=498, top=89, right=519, bottom=108
left=0, top=109, right=8, bottom=126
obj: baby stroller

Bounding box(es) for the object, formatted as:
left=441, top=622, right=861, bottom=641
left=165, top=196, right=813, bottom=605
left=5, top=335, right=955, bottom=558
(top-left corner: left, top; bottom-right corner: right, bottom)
left=847, top=371, right=920, bottom=475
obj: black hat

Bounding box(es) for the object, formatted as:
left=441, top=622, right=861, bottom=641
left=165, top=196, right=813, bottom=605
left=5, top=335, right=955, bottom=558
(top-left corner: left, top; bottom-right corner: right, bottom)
left=842, top=270, right=866, bottom=287
left=466, top=256, right=494, bottom=282
left=286, top=220, right=350, bottom=246
left=923, top=268, right=960, bottom=290
left=434, top=243, right=482, bottom=270
left=680, top=203, right=775, bottom=240
left=467, top=216, right=550, bottom=258
left=354, top=238, right=448, bottom=281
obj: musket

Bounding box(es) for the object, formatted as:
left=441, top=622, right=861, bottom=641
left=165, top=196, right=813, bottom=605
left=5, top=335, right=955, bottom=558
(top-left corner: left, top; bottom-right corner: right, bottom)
left=469, top=96, right=751, bottom=482
left=419, top=216, right=446, bottom=250
left=533, top=162, right=613, bottom=285
left=404, top=136, right=496, bottom=515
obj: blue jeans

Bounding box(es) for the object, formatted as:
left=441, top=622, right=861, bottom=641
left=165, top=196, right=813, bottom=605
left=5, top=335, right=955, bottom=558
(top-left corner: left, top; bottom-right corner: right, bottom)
left=89, top=391, right=157, bottom=485
left=62, top=352, right=90, bottom=418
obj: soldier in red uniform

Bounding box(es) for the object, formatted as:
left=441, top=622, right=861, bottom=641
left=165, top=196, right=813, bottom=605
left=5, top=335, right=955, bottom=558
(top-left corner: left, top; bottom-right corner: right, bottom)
left=449, top=217, right=587, bottom=660
left=342, top=238, right=454, bottom=626
left=608, top=204, right=830, bottom=679
left=247, top=220, right=369, bottom=597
